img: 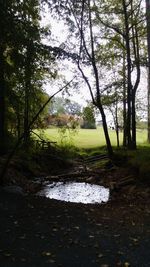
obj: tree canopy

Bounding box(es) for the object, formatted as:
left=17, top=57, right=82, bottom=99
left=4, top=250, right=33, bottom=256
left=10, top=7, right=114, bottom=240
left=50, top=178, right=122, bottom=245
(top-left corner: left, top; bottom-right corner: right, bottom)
left=0, top=0, right=149, bottom=157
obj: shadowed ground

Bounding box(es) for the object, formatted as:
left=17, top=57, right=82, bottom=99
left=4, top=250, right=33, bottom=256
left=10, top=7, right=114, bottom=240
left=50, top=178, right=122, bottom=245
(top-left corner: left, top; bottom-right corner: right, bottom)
left=0, top=188, right=150, bottom=267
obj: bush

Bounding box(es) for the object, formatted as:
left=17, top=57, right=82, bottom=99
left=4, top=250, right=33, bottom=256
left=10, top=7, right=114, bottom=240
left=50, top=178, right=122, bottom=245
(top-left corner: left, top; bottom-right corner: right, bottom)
left=80, top=122, right=96, bottom=129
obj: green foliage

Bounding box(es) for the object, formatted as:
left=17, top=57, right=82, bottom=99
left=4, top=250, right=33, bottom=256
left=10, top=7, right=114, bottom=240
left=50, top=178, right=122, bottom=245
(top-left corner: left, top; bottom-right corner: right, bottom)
left=58, top=124, right=78, bottom=147
left=0, top=0, right=57, bottom=153
left=49, top=97, right=81, bottom=115
left=113, top=146, right=150, bottom=183
left=81, top=106, right=96, bottom=129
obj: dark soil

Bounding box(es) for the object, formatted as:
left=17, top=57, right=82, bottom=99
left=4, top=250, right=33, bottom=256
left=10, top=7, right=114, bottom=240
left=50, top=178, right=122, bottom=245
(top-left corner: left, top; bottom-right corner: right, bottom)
left=0, top=154, right=150, bottom=267
left=0, top=183, right=150, bottom=267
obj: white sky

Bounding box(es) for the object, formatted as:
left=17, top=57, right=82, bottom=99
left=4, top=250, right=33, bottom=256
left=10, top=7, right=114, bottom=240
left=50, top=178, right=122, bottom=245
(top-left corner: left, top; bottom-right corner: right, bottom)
left=40, top=2, right=148, bottom=122
left=40, top=5, right=92, bottom=106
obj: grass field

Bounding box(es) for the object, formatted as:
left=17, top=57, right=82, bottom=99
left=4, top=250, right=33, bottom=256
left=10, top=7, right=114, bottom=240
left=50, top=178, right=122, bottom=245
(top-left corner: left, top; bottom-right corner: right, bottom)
left=39, top=127, right=148, bottom=149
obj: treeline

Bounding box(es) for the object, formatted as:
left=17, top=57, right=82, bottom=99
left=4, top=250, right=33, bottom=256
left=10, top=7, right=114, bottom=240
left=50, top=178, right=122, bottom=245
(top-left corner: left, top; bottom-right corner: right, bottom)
left=0, top=0, right=150, bottom=158
left=46, top=0, right=149, bottom=156
left=0, top=0, right=55, bottom=155
left=46, top=97, right=96, bottom=129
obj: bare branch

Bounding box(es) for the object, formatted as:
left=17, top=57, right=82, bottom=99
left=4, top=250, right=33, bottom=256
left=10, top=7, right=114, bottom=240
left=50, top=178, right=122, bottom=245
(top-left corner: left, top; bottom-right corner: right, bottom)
left=0, top=78, right=74, bottom=183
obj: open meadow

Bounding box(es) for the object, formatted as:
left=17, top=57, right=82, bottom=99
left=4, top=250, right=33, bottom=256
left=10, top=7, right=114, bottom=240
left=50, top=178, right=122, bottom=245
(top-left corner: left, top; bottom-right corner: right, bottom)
left=40, top=127, right=148, bottom=148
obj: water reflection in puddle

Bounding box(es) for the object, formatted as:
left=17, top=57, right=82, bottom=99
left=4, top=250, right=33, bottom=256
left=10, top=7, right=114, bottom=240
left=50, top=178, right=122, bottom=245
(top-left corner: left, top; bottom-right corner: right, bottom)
left=39, top=182, right=109, bottom=204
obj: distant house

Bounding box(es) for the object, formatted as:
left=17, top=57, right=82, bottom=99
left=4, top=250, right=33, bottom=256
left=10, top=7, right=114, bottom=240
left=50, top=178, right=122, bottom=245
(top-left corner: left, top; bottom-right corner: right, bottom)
left=45, top=114, right=83, bottom=128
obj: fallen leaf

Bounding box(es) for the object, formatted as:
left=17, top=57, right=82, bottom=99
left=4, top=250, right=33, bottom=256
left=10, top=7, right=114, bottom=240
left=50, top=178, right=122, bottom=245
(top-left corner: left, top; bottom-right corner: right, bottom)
left=114, top=234, right=121, bottom=238
left=97, top=253, right=104, bottom=258
left=89, top=235, right=94, bottom=238
left=4, top=253, right=11, bottom=257
left=19, top=235, right=26, bottom=239
left=117, top=251, right=124, bottom=255
left=42, top=252, right=52, bottom=256
left=21, top=258, right=26, bottom=262
left=52, top=228, right=58, bottom=232
left=47, top=259, right=56, bottom=263
left=74, top=226, right=80, bottom=230
left=130, top=237, right=138, bottom=242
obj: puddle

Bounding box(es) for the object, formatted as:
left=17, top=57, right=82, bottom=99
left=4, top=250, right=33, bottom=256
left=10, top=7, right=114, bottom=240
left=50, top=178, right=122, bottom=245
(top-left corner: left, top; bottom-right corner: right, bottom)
left=38, top=182, right=109, bottom=204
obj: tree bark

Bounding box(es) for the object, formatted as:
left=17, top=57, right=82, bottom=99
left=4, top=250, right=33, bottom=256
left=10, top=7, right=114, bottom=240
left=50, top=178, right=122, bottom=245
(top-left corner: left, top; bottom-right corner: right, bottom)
left=146, top=0, right=150, bottom=142
left=24, top=44, right=32, bottom=146
left=123, top=48, right=127, bottom=147
left=88, top=0, right=113, bottom=156
left=115, top=103, right=119, bottom=148
left=122, top=0, right=132, bottom=149
left=131, top=93, right=136, bottom=149
left=0, top=46, right=6, bottom=155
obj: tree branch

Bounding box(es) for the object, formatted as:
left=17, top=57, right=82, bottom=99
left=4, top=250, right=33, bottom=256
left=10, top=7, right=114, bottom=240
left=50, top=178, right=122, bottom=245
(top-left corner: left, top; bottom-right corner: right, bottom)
left=0, top=79, right=74, bottom=183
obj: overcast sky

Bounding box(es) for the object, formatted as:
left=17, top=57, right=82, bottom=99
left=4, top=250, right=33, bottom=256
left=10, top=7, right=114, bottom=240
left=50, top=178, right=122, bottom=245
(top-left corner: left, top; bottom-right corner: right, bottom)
left=40, top=2, right=148, bottom=122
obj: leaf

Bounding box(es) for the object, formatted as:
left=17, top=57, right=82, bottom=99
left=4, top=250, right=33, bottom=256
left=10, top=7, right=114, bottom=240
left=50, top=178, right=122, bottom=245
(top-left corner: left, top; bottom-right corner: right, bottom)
left=21, top=258, right=26, bottom=262
left=89, top=235, right=94, bottom=238
left=74, top=226, right=80, bottom=230
left=42, top=251, right=52, bottom=257
left=47, top=259, right=56, bottom=263
left=97, top=253, right=104, bottom=258
left=117, top=251, right=124, bottom=255
left=52, top=228, right=58, bottom=232
left=19, top=235, right=26, bottom=239
left=130, top=237, right=138, bottom=242
left=4, top=253, right=11, bottom=257
left=114, top=234, right=120, bottom=238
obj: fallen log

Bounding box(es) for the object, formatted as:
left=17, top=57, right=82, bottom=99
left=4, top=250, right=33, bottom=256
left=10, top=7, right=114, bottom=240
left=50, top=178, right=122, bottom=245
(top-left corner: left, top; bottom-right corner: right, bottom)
left=111, top=176, right=135, bottom=191
left=45, top=170, right=102, bottom=181
left=84, top=154, right=109, bottom=163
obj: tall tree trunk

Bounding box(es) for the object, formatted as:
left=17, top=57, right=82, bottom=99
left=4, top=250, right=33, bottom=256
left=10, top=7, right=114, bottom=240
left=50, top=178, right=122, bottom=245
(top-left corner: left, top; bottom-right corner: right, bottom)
left=146, top=0, right=150, bottom=142
left=122, top=0, right=132, bottom=149
left=123, top=41, right=127, bottom=147
left=23, top=44, right=32, bottom=146
left=88, top=0, right=113, bottom=156
left=115, top=103, right=119, bottom=147
left=0, top=46, right=6, bottom=155
left=98, top=105, right=113, bottom=156
left=131, top=94, right=136, bottom=149
left=24, top=79, right=30, bottom=145
left=130, top=0, right=140, bottom=149
left=147, top=67, right=150, bottom=142
left=16, top=108, right=21, bottom=139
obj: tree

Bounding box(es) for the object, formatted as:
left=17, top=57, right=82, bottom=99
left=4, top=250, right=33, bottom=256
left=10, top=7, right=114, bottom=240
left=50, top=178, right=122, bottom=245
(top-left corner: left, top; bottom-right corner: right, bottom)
left=81, top=105, right=96, bottom=129
left=0, top=0, right=58, bottom=153
left=93, top=0, right=144, bottom=149
left=0, top=0, right=12, bottom=155
left=72, top=0, right=114, bottom=155
left=102, top=90, right=122, bottom=147
left=49, top=97, right=81, bottom=115
left=41, top=0, right=146, bottom=152
left=146, top=0, right=150, bottom=142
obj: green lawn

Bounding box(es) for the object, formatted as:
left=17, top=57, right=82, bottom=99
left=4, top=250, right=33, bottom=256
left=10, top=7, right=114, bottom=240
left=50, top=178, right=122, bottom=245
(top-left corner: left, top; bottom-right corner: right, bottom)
left=40, top=127, right=148, bottom=148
